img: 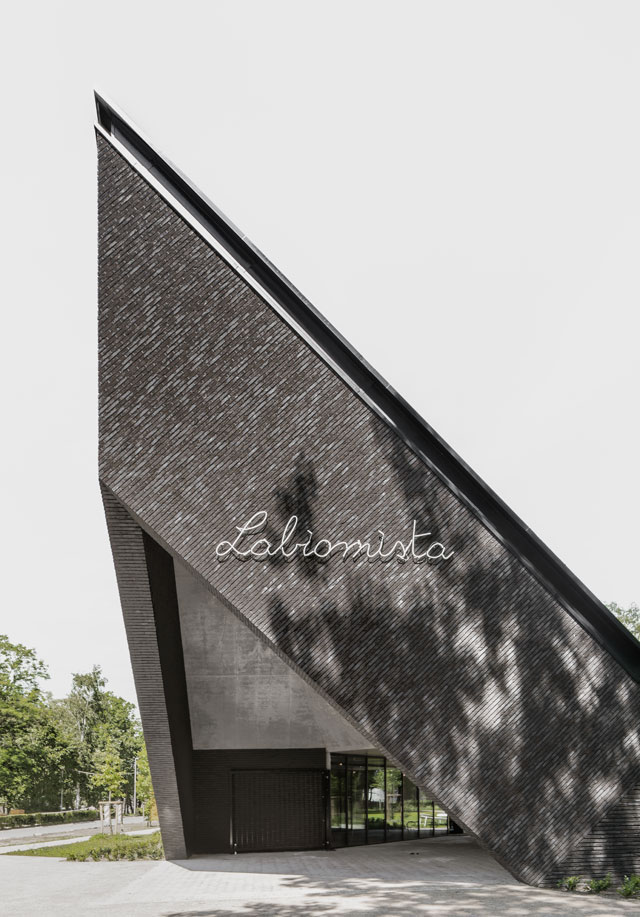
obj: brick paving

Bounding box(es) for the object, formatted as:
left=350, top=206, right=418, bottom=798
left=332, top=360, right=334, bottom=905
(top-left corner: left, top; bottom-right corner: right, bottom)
left=3, top=836, right=639, bottom=916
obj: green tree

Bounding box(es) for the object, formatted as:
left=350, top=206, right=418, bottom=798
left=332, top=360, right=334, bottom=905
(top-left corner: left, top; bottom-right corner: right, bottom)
left=91, top=740, right=125, bottom=801
left=66, top=667, right=106, bottom=747
left=19, top=702, right=78, bottom=812
left=48, top=666, right=142, bottom=810
left=1, top=638, right=144, bottom=814
left=0, top=636, right=51, bottom=811
left=54, top=666, right=106, bottom=808
left=135, top=743, right=156, bottom=822
left=0, top=636, right=48, bottom=692
left=92, top=692, right=142, bottom=809
left=608, top=602, right=640, bottom=642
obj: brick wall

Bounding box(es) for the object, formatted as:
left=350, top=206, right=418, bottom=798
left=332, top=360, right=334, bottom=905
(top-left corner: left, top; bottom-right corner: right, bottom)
left=101, top=488, right=192, bottom=858
left=98, top=133, right=640, bottom=884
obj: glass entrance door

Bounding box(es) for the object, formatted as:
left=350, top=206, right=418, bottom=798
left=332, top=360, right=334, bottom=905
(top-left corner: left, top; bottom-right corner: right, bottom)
left=346, top=756, right=366, bottom=845
left=330, top=752, right=458, bottom=848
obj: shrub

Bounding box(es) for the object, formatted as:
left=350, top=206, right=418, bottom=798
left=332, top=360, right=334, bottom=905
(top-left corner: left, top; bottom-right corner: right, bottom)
left=585, top=874, right=612, bottom=894
left=0, top=809, right=98, bottom=829
left=64, top=833, right=163, bottom=861
left=557, top=876, right=581, bottom=891
left=11, top=831, right=164, bottom=862
left=619, top=875, right=640, bottom=898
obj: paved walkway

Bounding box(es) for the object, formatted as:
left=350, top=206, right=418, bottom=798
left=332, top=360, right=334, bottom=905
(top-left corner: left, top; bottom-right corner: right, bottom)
left=0, top=815, right=147, bottom=845
left=3, top=836, right=639, bottom=916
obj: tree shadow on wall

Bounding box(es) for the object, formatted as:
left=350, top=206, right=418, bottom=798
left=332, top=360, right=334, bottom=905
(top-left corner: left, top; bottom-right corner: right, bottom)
left=260, top=420, right=640, bottom=885
left=263, top=451, right=328, bottom=582
left=375, top=422, right=640, bottom=883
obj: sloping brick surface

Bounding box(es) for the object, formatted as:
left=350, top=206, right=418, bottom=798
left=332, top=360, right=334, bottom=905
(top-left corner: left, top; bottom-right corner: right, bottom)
left=546, top=779, right=640, bottom=884
left=98, top=134, right=640, bottom=884
left=101, top=488, right=189, bottom=858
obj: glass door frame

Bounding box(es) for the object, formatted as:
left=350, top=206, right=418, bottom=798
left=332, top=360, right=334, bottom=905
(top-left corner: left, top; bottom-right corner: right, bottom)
left=329, top=752, right=451, bottom=847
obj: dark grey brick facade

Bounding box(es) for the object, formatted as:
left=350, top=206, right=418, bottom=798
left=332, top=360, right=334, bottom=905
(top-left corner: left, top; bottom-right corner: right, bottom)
left=101, top=488, right=192, bottom=859
left=98, top=111, right=640, bottom=884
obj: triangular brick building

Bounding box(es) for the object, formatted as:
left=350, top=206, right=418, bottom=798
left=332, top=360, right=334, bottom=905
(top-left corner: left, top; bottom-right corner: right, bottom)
left=96, top=94, right=640, bottom=885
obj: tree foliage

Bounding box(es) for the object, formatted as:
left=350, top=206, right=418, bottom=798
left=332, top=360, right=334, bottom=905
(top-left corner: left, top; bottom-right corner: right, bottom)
left=134, top=743, right=155, bottom=820
left=608, top=602, right=640, bottom=642
left=91, top=740, right=125, bottom=801
left=0, top=636, right=63, bottom=810
left=0, top=637, right=148, bottom=814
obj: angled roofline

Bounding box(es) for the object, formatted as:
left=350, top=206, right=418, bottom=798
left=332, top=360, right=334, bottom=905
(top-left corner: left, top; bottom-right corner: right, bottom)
left=94, top=91, right=640, bottom=682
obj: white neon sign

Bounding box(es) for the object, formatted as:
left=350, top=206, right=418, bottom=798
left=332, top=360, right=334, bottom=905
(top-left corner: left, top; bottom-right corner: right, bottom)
left=215, top=511, right=454, bottom=566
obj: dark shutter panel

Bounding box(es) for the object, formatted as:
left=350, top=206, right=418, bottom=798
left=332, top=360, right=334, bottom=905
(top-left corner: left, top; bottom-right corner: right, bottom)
left=232, top=770, right=326, bottom=852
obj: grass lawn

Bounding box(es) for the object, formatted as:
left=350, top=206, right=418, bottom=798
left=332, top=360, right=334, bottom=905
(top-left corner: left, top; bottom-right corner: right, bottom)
left=6, top=831, right=163, bottom=861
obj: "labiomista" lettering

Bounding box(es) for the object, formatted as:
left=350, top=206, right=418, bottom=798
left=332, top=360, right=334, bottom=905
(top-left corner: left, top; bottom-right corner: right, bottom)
left=214, top=511, right=454, bottom=566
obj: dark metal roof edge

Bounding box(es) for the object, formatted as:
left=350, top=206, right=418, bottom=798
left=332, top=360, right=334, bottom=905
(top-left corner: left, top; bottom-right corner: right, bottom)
left=94, top=91, right=640, bottom=682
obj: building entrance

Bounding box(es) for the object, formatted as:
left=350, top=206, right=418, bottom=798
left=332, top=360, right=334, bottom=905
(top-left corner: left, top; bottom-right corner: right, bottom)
left=330, top=753, right=460, bottom=847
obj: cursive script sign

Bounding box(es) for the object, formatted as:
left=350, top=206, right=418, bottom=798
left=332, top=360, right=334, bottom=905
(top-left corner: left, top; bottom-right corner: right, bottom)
left=215, top=511, right=454, bottom=566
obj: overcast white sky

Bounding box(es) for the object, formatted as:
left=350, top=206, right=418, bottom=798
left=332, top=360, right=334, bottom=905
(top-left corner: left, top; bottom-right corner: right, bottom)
left=1, top=1, right=638, bottom=704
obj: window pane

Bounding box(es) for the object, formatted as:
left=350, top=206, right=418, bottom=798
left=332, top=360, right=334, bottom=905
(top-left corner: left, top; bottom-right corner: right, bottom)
left=347, top=762, right=366, bottom=845
left=330, top=755, right=459, bottom=848
left=434, top=803, right=449, bottom=835
left=418, top=791, right=434, bottom=836
left=386, top=767, right=402, bottom=841
left=330, top=759, right=346, bottom=848
left=403, top=776, right=419, bottom=840
left=367, top=761, right=385, bottom=844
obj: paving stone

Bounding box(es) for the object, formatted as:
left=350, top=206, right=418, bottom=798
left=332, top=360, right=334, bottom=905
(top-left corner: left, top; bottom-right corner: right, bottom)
left=3, top=837, right=638, bottom=916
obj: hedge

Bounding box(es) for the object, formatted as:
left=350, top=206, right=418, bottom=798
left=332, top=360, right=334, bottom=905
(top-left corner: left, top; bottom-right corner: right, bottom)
left=8, top=831, right=163, bottom=861
left=0, top=809, right=99, bottom=829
